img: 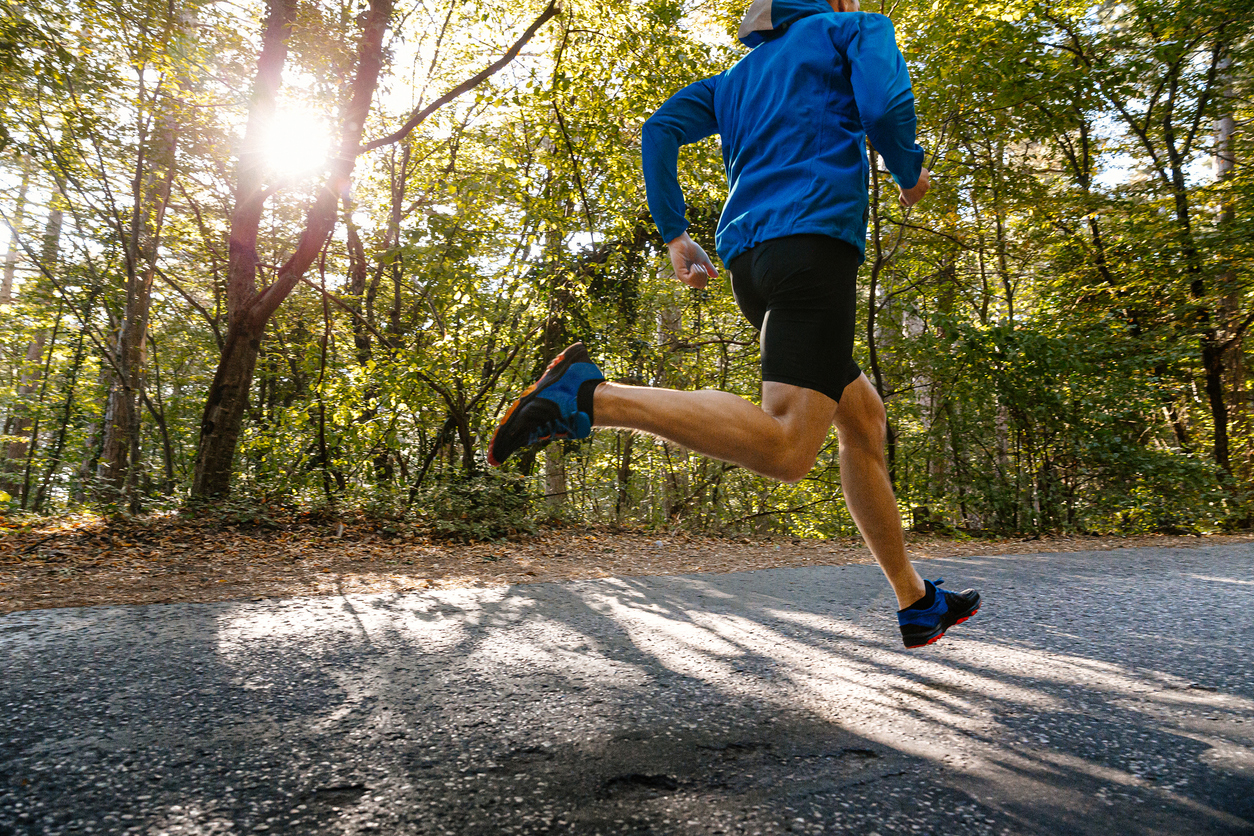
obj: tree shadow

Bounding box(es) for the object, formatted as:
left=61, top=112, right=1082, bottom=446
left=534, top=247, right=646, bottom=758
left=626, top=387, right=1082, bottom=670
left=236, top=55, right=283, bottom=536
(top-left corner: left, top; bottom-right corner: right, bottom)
left=2, top=550, right=1253, bottom=834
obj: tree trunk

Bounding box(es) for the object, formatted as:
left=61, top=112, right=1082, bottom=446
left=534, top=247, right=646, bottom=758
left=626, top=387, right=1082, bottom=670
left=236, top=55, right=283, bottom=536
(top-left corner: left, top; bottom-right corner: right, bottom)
left=1214, top=53, right=1242, bottom=477
left=188, top=0, right=555, bottom=497
left=990, top=139, right=1014, bottom=325
left=96, top=16, right=184, bottom=509
left=657, top=287, right=689, bottom=520
left=193, top=327, right=267, bottom=498
left=17, top=307, right=61, bottom=508
left=1, top=193, right=63, bottom=499
left=1158, top=72, right=1230, bottom=474
left=73, top=362, right=110, bottom=504
left=613, top=433, right=633, bottom=523
left=544, top=444, right=566, bottom=510
left=192, top=0, right=390, bottom=497
left=1, top=337, right=47, bottom=499
left=865, top=146, right=886, bottom=399
left=95, top=182, right=173, bottom=507
left=1, top=154, right=32, bottom=305
left=143, top=340, right=178, bottom=495
left=35, top=300, right=90, bottom=512
left=1203, top=339, right=1231, bottom=475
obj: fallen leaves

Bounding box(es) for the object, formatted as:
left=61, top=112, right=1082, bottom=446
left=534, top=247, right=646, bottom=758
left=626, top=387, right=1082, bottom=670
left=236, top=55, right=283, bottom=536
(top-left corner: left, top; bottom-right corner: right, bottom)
left=2, top=512, right=1252, bottom=615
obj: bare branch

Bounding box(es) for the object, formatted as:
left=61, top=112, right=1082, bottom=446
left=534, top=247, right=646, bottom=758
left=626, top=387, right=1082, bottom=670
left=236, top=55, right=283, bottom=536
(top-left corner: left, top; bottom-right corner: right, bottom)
left=359, top=0, right=561, bottom=153
left=297, top=274, right=391, bottom=347
left=153, top=265, right=223, bottom=348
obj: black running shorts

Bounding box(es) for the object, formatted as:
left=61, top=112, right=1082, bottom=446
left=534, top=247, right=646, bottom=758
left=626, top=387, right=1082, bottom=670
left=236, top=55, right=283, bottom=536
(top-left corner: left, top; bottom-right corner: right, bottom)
left=727, top=234, right=863, bottom=403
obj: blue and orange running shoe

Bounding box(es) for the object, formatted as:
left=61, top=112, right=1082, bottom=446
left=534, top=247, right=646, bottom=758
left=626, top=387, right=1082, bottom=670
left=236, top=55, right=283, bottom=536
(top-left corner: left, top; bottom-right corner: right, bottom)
left=897, top=578, right=980, bottom=648
left=487, top=342, right=605, bottom=467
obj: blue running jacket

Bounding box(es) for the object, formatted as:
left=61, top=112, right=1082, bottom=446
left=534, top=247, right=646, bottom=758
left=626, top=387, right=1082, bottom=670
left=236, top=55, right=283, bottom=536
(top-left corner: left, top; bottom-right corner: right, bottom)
left=641, top=0, right=926, bottom=264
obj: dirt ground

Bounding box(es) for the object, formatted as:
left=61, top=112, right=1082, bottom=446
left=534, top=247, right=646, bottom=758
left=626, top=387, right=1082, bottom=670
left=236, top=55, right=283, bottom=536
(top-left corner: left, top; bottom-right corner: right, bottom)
left=3, top=512, right=1253, bottom=615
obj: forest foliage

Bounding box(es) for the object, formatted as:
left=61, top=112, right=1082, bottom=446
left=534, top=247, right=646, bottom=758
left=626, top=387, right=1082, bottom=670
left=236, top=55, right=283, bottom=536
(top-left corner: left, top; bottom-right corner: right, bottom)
left=0, top=0, right=1251, bottom=537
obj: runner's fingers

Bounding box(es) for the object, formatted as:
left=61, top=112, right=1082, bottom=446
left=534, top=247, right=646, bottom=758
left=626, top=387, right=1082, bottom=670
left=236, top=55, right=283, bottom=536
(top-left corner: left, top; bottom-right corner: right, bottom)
left=692, top=243, right=718, bottom=279
left=684, top=260, right=708, bottom=288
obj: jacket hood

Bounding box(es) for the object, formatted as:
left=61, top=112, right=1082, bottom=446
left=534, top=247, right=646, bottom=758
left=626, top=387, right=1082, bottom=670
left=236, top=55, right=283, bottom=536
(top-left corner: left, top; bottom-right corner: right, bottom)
left=737, top=0, right=833, bottom=47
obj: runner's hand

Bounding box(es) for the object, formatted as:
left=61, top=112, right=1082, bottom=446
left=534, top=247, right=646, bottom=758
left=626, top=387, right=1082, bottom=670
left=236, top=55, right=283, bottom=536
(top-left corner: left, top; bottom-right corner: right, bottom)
left=666, top=232, right=718, bottom=289
left=899, top=168, right=930, bottom=208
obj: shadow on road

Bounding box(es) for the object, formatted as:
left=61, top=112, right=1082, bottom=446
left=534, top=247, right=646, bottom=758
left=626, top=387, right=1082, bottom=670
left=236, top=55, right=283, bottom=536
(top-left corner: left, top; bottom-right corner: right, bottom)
left=3, top=550, right=1253, bottom=834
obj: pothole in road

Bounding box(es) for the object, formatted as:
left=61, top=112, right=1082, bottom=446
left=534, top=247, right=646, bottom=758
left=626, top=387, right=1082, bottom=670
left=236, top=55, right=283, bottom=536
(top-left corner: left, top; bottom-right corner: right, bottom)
left=602, top=773, right=681, bottom=797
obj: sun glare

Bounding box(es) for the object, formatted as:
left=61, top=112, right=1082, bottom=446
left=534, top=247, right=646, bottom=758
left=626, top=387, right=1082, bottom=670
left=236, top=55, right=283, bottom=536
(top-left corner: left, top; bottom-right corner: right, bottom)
left=260, top=109, right=334, bottom=180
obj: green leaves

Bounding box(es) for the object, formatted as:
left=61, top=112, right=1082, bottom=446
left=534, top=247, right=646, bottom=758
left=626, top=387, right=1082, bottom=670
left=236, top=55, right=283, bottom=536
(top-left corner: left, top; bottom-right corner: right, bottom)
left=1, top=0, right=1250, bottom=532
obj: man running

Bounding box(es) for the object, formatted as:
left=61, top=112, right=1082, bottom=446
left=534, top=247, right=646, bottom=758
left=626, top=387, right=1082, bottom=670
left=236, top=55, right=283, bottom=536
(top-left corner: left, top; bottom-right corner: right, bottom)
left=488, top=0, right=979, bottom=648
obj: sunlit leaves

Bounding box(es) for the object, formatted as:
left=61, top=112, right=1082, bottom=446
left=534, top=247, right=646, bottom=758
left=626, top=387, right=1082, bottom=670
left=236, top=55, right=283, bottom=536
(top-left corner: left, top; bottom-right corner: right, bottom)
left=2, top=0, right=1251, bottom=530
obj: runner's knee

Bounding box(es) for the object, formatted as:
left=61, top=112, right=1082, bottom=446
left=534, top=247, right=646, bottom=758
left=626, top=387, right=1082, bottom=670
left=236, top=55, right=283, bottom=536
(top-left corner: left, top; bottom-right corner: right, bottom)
left=773, top=448, right=817, bottom=483
left=835, top=382, right=887, bottom=451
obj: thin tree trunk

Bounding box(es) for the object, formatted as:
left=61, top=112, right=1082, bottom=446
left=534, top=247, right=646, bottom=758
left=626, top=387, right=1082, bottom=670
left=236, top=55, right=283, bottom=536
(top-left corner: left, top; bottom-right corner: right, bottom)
left=97, top=26, right=182, bottom=508
left=143, top=336, right=178, bottom=494
left=1203, top=340, right=1230, bottom=474
left=657, top=286, right=689, bottom=519
left=865, top=146, right=886, bottom=398
left=1, top=154, right=32, bottom=305
left=1214, top=53, right=1243, bottom=477
left=345, top=212, right=373, bottom=364
left=1159, top=73, right=1230, bottom=474
left=72, top=361, right=109, bottom=503
left=34, top=289, right=92, bottom=511
left=544, top=445, right=566, bottom=510
left=990, top=139, right=1014, bottom=325
left=20, top=306, right=62, bottom=507
left=1, top=194, right=63, bottom=498
left=1, top=338, right=46, bottom=499
left=613, top=431, right=634, bottom=523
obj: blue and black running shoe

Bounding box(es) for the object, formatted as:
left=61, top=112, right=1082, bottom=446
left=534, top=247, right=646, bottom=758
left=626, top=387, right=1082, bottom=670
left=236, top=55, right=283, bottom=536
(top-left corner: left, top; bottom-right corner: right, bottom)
left=488, top=342, right=605, bottom=467
left=897, top=578, right=980, bottom=648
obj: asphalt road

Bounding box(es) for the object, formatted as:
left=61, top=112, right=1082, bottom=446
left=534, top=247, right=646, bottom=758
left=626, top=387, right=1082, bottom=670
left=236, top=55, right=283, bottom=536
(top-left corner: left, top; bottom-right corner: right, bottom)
left=2, top=544, right=1253, bottom=836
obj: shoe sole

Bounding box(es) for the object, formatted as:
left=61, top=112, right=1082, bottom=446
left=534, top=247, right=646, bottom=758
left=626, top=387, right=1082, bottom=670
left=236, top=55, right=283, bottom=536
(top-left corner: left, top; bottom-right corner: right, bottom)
left=487, top=344, right=580, bottom=467
left=903, top=607, right=979, bottom=649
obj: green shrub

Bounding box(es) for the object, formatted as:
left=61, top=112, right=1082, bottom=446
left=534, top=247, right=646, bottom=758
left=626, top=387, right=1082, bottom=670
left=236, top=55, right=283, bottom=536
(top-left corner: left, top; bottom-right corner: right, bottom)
left=413, top=470, right=536, bottom=542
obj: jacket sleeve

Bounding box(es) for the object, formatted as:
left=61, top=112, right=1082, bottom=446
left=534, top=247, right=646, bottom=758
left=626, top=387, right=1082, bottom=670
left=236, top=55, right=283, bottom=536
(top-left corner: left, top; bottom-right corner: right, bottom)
left=847, top=14, right=925, bottom=189
left=641, top=77, right=719, bottom=243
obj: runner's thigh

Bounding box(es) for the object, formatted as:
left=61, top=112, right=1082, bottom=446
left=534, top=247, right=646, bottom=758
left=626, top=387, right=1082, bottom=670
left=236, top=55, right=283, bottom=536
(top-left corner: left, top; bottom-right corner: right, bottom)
left=730, top=234, right=861, bottom=403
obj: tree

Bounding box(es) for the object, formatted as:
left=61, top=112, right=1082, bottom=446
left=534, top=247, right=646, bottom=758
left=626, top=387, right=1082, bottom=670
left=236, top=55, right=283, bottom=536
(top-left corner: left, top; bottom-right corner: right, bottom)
left=1041, top=0, right=1254, bottom=474
left=191, top=0, right=560, bottom=497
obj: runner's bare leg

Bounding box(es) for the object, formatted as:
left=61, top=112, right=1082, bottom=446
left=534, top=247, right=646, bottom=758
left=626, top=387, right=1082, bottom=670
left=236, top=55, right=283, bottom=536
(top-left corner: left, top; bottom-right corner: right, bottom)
left=593, top=381, right=836, bottom=483
left=593, top=376, right=926, bottom=608
left=834, top=374, right=926, bottom=608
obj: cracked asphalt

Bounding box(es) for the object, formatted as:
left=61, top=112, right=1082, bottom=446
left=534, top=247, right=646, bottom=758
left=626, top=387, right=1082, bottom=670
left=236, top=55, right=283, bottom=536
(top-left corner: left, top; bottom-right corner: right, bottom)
left=2, top=544, right=1253, bottom=836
